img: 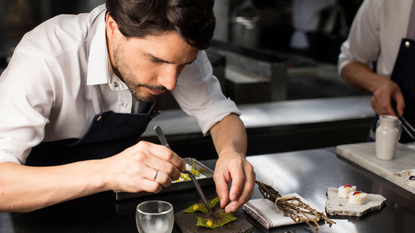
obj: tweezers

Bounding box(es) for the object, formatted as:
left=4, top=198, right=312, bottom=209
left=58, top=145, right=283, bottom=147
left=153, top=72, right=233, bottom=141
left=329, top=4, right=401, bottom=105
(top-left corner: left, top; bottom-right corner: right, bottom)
left=154, top=125, right=217, bottom=220
left=398, top=114, right=415, bottom=140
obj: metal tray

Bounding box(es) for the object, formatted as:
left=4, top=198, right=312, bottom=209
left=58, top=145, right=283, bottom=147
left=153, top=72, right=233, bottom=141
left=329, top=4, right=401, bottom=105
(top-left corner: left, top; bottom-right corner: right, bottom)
left=111, top=158, right=214, bottom=201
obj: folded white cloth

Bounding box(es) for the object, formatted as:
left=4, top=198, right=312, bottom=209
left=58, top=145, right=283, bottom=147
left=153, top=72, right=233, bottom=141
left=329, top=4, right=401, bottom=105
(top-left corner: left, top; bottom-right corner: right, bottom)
left=243, top=193, right=322, bottom=229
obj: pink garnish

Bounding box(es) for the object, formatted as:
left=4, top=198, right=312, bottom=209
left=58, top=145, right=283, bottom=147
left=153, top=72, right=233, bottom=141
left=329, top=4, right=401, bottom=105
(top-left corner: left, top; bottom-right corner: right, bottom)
left=353, top=191, right=362, bottom=196
left=343, top=184, right=353, bottom=188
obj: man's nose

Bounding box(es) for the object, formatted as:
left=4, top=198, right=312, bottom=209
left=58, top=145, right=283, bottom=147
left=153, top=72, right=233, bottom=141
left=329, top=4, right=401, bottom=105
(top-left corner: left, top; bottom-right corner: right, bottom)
left=158, top=66, right=182, bottom=90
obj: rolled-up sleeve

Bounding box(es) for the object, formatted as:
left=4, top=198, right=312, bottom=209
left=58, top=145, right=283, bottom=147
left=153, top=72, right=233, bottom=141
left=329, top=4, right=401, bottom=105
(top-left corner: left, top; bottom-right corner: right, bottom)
left=338, top=0, right=381, bottom=73
left=0, top=149, right=21, bottom=164
left=171, top=51, right=241, bottom=135
left=0, top=46, right=56, bottom=164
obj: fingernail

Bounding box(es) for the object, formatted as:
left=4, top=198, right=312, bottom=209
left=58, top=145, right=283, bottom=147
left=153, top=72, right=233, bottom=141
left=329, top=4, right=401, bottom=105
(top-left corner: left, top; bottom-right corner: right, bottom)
left=231, top=194, right=237, bottom=200
left=231, top=206, right=237, bottom=212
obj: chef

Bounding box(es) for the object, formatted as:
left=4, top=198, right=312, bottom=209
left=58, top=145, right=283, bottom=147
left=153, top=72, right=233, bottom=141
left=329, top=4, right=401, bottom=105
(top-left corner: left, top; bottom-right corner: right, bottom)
left=0, top=0, right=255, bottom=213
left=339, top=0, right=415, bottom=143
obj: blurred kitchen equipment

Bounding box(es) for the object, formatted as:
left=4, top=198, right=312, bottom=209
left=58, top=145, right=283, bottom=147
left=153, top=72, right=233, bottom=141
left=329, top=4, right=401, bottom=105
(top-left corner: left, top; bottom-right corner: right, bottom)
left=0, top=0, right=106, bottom=63
left=230, top=0, right=260, bottom=48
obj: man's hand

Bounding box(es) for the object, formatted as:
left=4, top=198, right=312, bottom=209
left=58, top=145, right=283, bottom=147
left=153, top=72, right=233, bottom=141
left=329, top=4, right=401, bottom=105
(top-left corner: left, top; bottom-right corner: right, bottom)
left=0, top=141, right=186, bottom=213
left=102, top=141, right=186, bottom=193
left=341, top=61, right=406, bottom=116
left=371, top=79, right=405, bottom=116
left=214, top=152, right=255, bottom=213
left=209, top=114, right=255, bottom=213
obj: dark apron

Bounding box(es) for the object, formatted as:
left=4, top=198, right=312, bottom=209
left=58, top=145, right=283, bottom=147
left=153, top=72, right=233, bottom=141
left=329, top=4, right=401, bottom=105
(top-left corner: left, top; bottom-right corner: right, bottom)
left=25, top=85, right=159, bottom=166
left=370, top=1, right=415, bottom=143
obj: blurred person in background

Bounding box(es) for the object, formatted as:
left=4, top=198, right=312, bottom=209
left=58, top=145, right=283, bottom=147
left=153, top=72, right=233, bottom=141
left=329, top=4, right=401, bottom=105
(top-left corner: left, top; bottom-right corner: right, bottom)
left=290, top=0, right=336, bottom=58
left=339, top=0, right=415, bottom=144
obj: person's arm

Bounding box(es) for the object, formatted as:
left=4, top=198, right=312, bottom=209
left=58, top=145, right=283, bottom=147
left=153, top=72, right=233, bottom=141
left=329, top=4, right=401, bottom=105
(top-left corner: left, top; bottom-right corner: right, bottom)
left=171, top=50, right=254, bottom=212
left=209, top=113, right=255, bottom=213
left=338, top=0, right=405, bottom=116
left=341, top=61, right=405, bottom=116
left=0, top=142, right=186, bottom=213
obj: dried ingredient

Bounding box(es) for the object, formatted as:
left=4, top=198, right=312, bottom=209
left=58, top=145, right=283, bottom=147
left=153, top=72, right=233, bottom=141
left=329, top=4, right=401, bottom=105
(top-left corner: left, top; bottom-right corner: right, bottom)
left=256, top=181, right=336, bottom=233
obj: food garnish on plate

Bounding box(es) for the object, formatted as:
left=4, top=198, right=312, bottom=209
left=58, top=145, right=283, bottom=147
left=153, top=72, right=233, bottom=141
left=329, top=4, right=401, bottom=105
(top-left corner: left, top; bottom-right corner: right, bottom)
left=176, top=158, right=206, bottom=182
left=348, top=191, right=367, bottom=205
left=184, top=197, right=237, bottom=229
left=338, top=184, right=356, bottom=198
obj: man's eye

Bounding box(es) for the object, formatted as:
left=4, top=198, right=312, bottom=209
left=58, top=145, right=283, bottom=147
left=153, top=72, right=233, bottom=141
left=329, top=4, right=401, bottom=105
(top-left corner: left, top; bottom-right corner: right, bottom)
left=149, top=56, right=162, bottom=63
left=151, top=58, right=161, bottom=63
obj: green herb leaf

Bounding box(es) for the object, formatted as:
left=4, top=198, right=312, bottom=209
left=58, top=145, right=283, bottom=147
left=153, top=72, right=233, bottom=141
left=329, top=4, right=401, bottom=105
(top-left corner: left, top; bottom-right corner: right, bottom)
left=196, top=209, right=237, bottom=228
left=184, top=197, right=220, bottom=213
left=209, top=197, right=220, bottom=208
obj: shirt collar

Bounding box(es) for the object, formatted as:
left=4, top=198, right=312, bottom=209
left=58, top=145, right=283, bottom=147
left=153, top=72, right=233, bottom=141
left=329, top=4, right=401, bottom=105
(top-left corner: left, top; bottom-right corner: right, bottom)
left=87, top=9, right=109, bottom=86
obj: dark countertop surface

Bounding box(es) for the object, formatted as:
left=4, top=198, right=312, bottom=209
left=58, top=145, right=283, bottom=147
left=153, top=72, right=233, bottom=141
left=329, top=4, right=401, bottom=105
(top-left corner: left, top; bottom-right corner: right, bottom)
left=1, top=147, right=415, bottom=233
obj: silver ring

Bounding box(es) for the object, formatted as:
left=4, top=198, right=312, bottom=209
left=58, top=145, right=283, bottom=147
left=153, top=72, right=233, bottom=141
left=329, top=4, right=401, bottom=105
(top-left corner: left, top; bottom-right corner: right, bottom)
left=153, top=169, right=158, bottom=181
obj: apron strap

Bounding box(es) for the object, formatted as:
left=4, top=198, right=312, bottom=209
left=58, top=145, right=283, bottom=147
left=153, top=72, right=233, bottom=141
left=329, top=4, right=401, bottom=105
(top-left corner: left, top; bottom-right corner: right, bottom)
left=407, top=0, right=415, bottom=39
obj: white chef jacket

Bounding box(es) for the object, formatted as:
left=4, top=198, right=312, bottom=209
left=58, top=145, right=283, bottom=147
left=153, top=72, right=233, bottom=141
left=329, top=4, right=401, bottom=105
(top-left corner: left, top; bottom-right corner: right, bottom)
left=0, top=4, right=241, bottom=164
left=338, top=0, right=413, bottom=78
left=290, top=0, right=335, bottom=49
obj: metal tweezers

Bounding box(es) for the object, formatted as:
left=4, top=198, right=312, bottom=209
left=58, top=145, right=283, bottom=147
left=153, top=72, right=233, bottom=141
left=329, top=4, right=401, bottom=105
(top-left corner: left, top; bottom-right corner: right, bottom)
left=154, top=125, right=217, bottom=220
left=398, top=114, right=415, bottom=140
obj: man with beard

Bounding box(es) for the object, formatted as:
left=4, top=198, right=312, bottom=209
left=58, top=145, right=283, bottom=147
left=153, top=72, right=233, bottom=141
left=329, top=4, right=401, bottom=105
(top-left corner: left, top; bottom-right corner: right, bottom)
left=0, top=0, right=255, bottom=213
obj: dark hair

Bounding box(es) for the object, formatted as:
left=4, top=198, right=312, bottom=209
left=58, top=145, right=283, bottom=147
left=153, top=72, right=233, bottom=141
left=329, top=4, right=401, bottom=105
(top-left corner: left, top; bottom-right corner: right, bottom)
left=106, top=0, right=216, bottom=50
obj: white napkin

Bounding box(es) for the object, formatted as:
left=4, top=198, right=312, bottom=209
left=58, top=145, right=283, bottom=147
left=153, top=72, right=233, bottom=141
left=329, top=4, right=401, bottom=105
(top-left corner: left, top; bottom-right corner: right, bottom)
left=243, top=193, right=322, bottom=229
left=394, top=169, right=415, bottom=187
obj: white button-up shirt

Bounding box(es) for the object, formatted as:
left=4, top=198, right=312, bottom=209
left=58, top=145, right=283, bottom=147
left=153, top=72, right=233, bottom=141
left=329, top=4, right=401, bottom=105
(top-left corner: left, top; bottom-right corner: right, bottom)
left=0, top=4, right=241, bottom=164
left=338, top=0, right=413, bottom=78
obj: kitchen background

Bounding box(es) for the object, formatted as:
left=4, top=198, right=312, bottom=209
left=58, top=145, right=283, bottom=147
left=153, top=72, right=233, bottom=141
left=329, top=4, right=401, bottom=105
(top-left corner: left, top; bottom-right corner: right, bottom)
left=0, top=0, right=370, bottom=156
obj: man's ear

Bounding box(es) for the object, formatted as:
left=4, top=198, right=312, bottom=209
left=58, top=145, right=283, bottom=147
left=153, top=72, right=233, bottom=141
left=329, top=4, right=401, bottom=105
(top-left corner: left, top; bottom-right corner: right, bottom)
left=106, top=13, right=119, bottom=41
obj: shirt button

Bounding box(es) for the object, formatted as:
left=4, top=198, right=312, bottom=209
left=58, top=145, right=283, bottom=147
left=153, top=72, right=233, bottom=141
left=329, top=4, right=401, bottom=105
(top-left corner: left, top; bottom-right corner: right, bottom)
left=122, top=103, right=128, bottom=108
left=406, top=41, right=411, bottom=48
left=114, top=82, right=118, bottom=88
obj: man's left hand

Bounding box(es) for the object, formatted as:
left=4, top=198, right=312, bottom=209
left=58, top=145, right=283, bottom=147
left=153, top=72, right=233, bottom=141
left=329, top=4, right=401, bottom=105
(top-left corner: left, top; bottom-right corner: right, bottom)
left=213, top=152, right=255, bottom=213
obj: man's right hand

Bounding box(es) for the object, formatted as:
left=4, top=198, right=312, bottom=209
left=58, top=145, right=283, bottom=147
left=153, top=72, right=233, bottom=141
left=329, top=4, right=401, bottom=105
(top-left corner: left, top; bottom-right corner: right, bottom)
left=0, top=141, right=186, bottom=213
left=102, top=141, right=186, bottom=194
left=371, top=79, right=405, bottom=117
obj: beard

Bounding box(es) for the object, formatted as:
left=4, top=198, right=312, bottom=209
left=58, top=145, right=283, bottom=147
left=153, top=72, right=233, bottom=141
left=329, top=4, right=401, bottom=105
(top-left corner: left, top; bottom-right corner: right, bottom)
left=113, top=42, right=167, bottom=103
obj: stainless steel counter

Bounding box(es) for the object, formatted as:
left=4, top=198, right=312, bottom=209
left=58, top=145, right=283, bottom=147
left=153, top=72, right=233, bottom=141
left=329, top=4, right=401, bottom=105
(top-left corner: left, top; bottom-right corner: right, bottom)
left=1, top=147, right=414, bottom=232
left=142, top=96, right=375, bottom=159
left=143, top=96, right=374, bottom=137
